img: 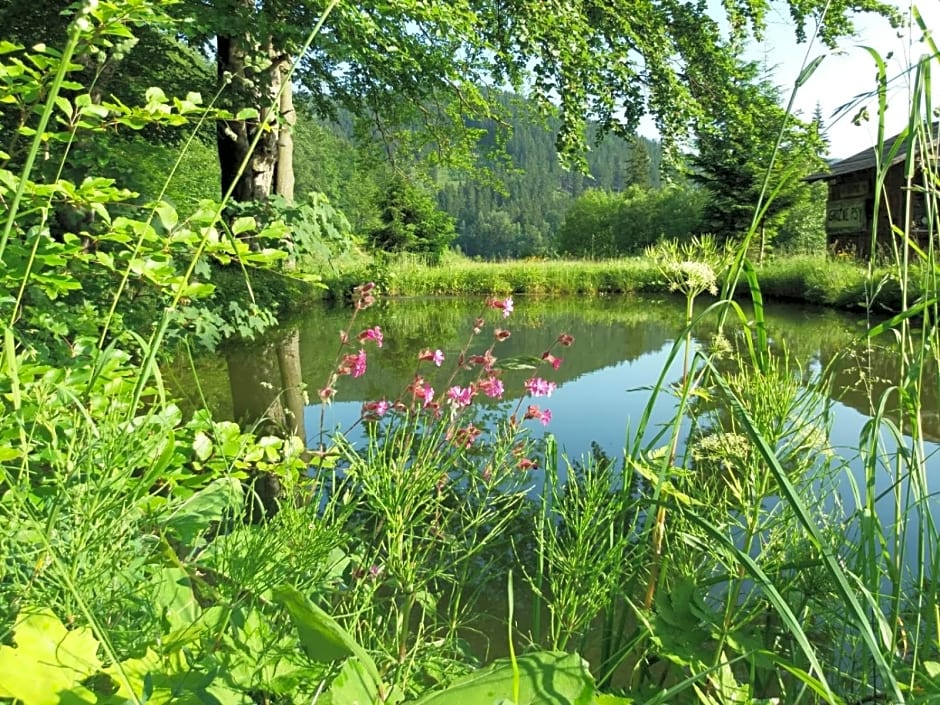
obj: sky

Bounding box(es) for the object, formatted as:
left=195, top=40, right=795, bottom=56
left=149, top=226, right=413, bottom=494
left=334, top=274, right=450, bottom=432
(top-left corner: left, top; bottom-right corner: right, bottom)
left=636, top=0, right=938, bottom=159
left=743, top=0, right=939, bottom=158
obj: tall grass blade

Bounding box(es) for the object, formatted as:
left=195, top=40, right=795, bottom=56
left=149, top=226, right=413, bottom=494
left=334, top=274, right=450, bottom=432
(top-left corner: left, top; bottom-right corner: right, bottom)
left=705, top=357, right=904, bottom=702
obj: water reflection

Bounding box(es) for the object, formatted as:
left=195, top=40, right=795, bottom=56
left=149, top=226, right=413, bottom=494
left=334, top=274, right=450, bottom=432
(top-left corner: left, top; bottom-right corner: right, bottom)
left=167, top=294, right=940, bottom=456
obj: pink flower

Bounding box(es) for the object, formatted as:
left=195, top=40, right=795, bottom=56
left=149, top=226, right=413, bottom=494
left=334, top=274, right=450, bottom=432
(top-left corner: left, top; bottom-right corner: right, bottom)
left=494, top=328, right=511, bottom=342
left=478, top=376, right=505, bottom=399
left=487, top=296, right=514, bottom=318
left=517, top=457, right=538, bottom=470
left=468, top=350, right=496, bottom=371
left=409, top=376, right=436, bottom=406
left=542, top=352, right=562, bottom=370
left=338, top=349, right=368, bottom=378
left=450, top=423, right=482, bottom=449
left=524, top=404, right=552, bottom=426
left=419, top=348, right=445, bottom=366
left=358, top=326, right=383, bottom=347
left=557, top=333, right=574, bottom=347
left=319, top=386, right=335, bottom=402
left=362, top=399, right=390, bottom=419
left=423, top=387, right=435, bottom=405
left=525, top=376, right=556, bottom=397
left=447, top=385, right=474, bottom=408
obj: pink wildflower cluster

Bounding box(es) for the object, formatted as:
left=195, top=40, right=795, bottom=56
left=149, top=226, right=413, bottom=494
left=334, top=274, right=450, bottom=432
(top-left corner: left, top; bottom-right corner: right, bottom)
left=318, top=283, right=381, bottom=405
left=318, top=289, right=576, bottom=462
left=524, top=376, right=556, bottom=397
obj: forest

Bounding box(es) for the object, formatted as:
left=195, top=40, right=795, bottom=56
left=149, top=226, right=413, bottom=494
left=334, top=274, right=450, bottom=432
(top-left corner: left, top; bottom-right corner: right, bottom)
left=2, top=0, right=938, bottom=704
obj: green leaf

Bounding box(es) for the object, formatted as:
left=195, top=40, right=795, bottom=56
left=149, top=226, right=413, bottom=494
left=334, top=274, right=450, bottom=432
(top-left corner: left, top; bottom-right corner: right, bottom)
left=145, top=86, right=168, bottom=104
left=795, top=55, right=825, bottom=88
left=330, top=658, right=383, bottom=705
left=152, top=567, right=199, bottom=634
left=160, top=477, right=244, bottom=547
left=272, top=585, right=382, bottom=688
left=231, top=216, right=257, bottom=236
left=154, top=201, right=178, bottom=232
left=0, top=609, right=101, bottom=705
left=192, top=431, right=212, bottom=461
left=235, top=107, right=260, bottom=121
left=411, top=652, right=595, bottom=705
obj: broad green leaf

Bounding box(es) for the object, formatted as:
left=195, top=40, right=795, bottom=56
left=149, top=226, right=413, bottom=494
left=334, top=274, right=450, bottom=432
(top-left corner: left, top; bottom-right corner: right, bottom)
left=154, top=201, right=178, bottom=232
left=411, top=652, right=595, bottom=705
left=235, top=107, right=260, bottom=121
left=145, top=86, right=168, bottom=104
left=330, top=658, right=385, bottom=705
left=0, top=609, right=101, bottom=705
left=192, top=431, right=212, bottom=461
left=232, top=216, right=256, bottom=236
left=160, top=477, right=244, bottom=546
left=272, top=585, right=382, bottom=688
left=152, top=567, right=199, bottom=633
left=924, top=661, right=940, bottom=679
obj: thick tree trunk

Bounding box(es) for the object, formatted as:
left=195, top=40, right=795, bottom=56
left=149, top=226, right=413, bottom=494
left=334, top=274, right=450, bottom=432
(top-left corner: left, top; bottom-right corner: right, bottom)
left=216, top=30, right=283, bottom=202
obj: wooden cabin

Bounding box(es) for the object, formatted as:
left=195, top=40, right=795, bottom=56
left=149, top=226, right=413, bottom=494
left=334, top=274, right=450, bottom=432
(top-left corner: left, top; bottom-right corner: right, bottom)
left=806, top=127, right=938, bottom=256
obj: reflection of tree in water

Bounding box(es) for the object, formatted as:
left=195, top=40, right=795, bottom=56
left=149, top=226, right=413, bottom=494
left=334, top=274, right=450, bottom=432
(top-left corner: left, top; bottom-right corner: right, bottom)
left=224, top=327, right=307, bottom=519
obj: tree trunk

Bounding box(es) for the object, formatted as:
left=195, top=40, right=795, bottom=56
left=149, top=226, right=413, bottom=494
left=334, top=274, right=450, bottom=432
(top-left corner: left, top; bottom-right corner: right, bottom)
left=275, top=60, right=295, bottom=203
left=216, top=27, right=283, bottom=203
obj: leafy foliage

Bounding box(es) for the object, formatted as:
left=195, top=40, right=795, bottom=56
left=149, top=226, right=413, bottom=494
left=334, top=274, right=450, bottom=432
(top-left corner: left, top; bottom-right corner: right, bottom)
left=556, top=185, right=707, bottom=257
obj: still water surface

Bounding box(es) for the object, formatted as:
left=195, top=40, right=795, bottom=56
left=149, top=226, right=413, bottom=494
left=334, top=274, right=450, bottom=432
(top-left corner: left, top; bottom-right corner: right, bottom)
left=168, top=293, right=939, bottom=516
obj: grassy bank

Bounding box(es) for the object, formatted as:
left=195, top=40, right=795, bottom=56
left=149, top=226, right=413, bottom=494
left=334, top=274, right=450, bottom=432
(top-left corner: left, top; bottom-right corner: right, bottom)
left=326, top=252, right=913, bottom=314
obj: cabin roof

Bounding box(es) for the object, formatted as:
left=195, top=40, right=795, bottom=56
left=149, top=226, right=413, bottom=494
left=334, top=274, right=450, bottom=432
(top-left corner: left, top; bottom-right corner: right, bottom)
left=805, top=129, right=912, bottom=182
left=806, top=124, right=939, bottom=182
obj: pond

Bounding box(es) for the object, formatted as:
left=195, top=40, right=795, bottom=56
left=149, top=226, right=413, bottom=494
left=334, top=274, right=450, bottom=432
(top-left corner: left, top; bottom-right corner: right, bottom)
left=166, top=292, right=939, bottom=522
left=164, top=292, right=940, bottom=680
